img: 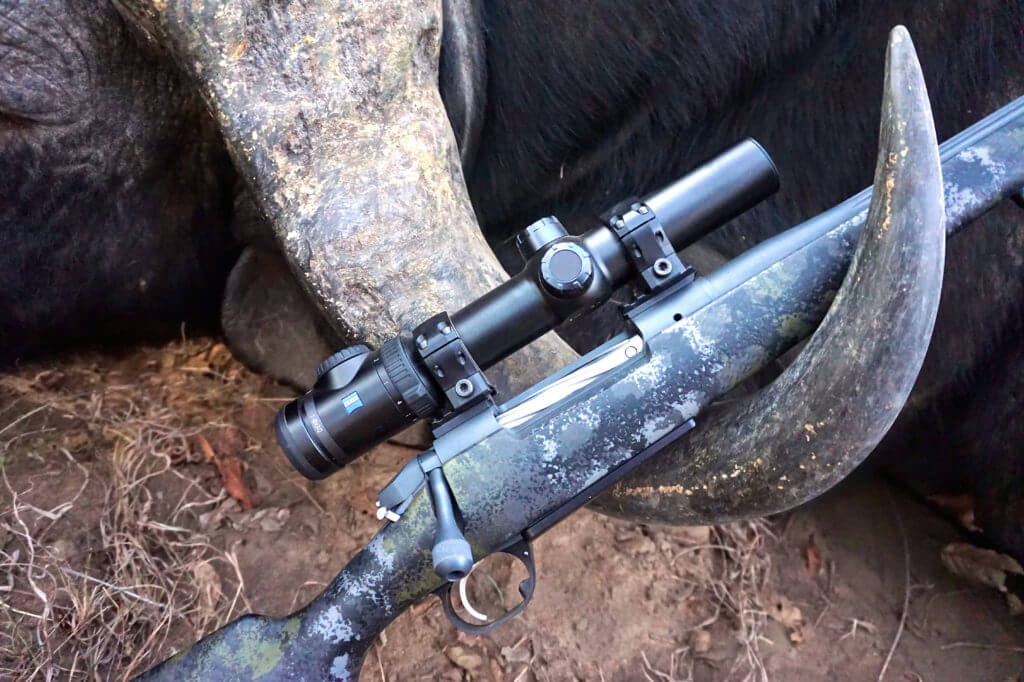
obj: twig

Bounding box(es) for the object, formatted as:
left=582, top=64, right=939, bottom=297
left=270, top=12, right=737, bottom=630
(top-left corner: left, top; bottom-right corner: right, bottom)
left=375, top=638, right=387, bottom=682
left=22, top=502, right=73, bottom=522
left=878, top=491, right=910, bottom=681
left=939, top=641, right=1024, bottom=654
left=59, top=568, right=167, bottom=610
left=0, top=602, right=43, bottom=619
left=221, top=546, right=252, bottom=618
left=0, top=404, right=49, bottom=436
left=839, top=617, right=876, bottom=641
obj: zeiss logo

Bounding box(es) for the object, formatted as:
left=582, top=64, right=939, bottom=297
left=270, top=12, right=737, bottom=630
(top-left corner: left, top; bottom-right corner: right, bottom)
left=342, top=391, right=364, bottom=415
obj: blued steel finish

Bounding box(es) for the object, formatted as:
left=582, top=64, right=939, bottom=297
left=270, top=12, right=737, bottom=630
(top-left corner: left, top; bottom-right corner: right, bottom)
left=644, top=138, right=780, bottom=249
left=454, top=138, right=779, bottom=368
left=274, top=140, right=779, bottom=479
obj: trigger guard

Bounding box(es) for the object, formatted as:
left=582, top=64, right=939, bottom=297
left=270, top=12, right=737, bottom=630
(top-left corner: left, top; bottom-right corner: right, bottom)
left=436, top=536, right=535, bottom=635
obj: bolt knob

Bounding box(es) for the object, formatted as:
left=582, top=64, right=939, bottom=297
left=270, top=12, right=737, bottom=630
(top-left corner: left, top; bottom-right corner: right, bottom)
left=432, top=536, right=474, bottom=582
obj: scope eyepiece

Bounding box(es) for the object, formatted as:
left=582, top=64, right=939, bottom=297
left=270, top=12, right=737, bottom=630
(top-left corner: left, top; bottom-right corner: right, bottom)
left=276, top=139, right=780, bottom=480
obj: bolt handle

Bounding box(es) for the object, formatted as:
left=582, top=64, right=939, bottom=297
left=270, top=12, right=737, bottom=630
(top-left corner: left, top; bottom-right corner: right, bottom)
left=427, top=468, right=474, bottom=581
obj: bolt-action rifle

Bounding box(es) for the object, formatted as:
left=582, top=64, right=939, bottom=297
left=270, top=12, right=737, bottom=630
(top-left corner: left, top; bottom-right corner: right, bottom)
left=139, top=32, right=1024, bottom=681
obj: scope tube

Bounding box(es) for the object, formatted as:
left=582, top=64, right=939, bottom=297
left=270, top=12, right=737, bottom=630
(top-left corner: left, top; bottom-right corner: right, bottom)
left=645, top=139, right=780, bottom=250
left=453, top=139, right=779, bottom=369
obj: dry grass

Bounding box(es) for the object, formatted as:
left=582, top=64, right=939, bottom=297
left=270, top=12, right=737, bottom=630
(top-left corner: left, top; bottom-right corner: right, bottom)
left=643, top=519, right=777, bottom=682
left=0, top=342, right=260, bottom=681
left=708, top=520, right=777, bottom=682
left=1, top=340, right=784, bottom=682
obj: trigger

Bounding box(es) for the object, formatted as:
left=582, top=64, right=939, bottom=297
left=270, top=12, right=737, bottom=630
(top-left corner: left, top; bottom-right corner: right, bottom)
left=458, top=568, right=490, bottom=622
left=436, top=537, right=536, bottom=636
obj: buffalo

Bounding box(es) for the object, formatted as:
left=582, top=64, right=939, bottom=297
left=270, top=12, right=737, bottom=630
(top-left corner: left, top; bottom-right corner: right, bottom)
left=2, top=0, right=1023, bottom=568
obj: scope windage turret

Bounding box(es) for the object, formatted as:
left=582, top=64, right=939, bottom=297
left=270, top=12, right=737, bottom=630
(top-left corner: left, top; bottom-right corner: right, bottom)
left=276, top=139, right=780, bottom=479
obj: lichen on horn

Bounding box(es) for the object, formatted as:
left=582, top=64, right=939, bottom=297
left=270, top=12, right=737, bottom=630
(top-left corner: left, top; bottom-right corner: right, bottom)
left=593, top=26, right=946, bottom=524
left=113, top=0, right=573, bottom=394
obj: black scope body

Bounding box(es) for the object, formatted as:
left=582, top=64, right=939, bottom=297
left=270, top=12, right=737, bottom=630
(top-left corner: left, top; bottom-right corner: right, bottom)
left=277, top=139, right=779, bottom=479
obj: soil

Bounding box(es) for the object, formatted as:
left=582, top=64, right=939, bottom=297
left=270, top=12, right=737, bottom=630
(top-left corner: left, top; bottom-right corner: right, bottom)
left=1, top=339, right=1022, bottom=681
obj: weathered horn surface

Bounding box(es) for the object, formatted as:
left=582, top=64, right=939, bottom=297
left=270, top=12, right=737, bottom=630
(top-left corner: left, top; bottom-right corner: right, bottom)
left=113, top=3, right=944, bottom=527
left=594, top=26, right=946, bottom=524
left=112, top=0, right=573, bottom=394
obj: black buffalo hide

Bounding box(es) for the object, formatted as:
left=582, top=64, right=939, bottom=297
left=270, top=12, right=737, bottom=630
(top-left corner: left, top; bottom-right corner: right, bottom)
left=0, top=0, right=238, bottom=361
left=468, top=0, right=1024, bottom=559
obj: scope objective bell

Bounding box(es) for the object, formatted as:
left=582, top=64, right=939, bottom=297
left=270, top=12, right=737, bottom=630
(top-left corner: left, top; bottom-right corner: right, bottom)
left=276, top=338, right=440, bottom=479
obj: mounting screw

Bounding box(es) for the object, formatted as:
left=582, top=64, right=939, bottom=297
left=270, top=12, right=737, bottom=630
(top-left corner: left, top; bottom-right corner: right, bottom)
left=653, top=258, right=673, bottom=277
left=455, top=379, right=474, bottom=398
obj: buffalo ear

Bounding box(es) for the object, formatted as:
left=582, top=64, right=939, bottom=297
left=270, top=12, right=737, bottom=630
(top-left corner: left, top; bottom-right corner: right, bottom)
left=595, top=25, right=947, bottom=524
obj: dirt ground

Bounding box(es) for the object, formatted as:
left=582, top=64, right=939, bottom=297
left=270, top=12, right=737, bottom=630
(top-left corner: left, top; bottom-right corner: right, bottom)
left=1, top=339, right=1022, bottom=681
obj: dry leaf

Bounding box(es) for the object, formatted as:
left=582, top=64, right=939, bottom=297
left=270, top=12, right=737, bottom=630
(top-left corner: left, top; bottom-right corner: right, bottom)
left=803, top=533, right=822, bottom=576
left=501, top=642, right=532, bottom=665
left=691, top=629, right=712, bottom=654
left=260, top=508, right=290, bottom=532
left=198, top=434, right=254, bottom=511
left=193, top=560, right=223, bottom=610
left=765, top=591, right=805, bottom=643
left=198, top=498, right=240, bottom=531
left=216, top=457, right=254, bottom=511
left=239, top=507, right=291, bottom=532
left=929, top=494, right=982, bottom=532
left=210, top=427, right=246, bottom=457
left=446, top=645, right=483, bottom=671
left=941, top=542, right=1023, bottom=589
left=941, top=542, right=1023, bottom=614
left=942, top=540, right=1024, bottom=614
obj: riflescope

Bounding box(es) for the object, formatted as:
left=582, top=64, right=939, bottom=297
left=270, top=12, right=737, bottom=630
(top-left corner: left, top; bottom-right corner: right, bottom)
left=277, top=139, right=780, bottom=479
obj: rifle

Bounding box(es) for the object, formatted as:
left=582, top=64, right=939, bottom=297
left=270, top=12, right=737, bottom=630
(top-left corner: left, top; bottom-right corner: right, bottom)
left=139, top=29, right=1024, bottom=680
